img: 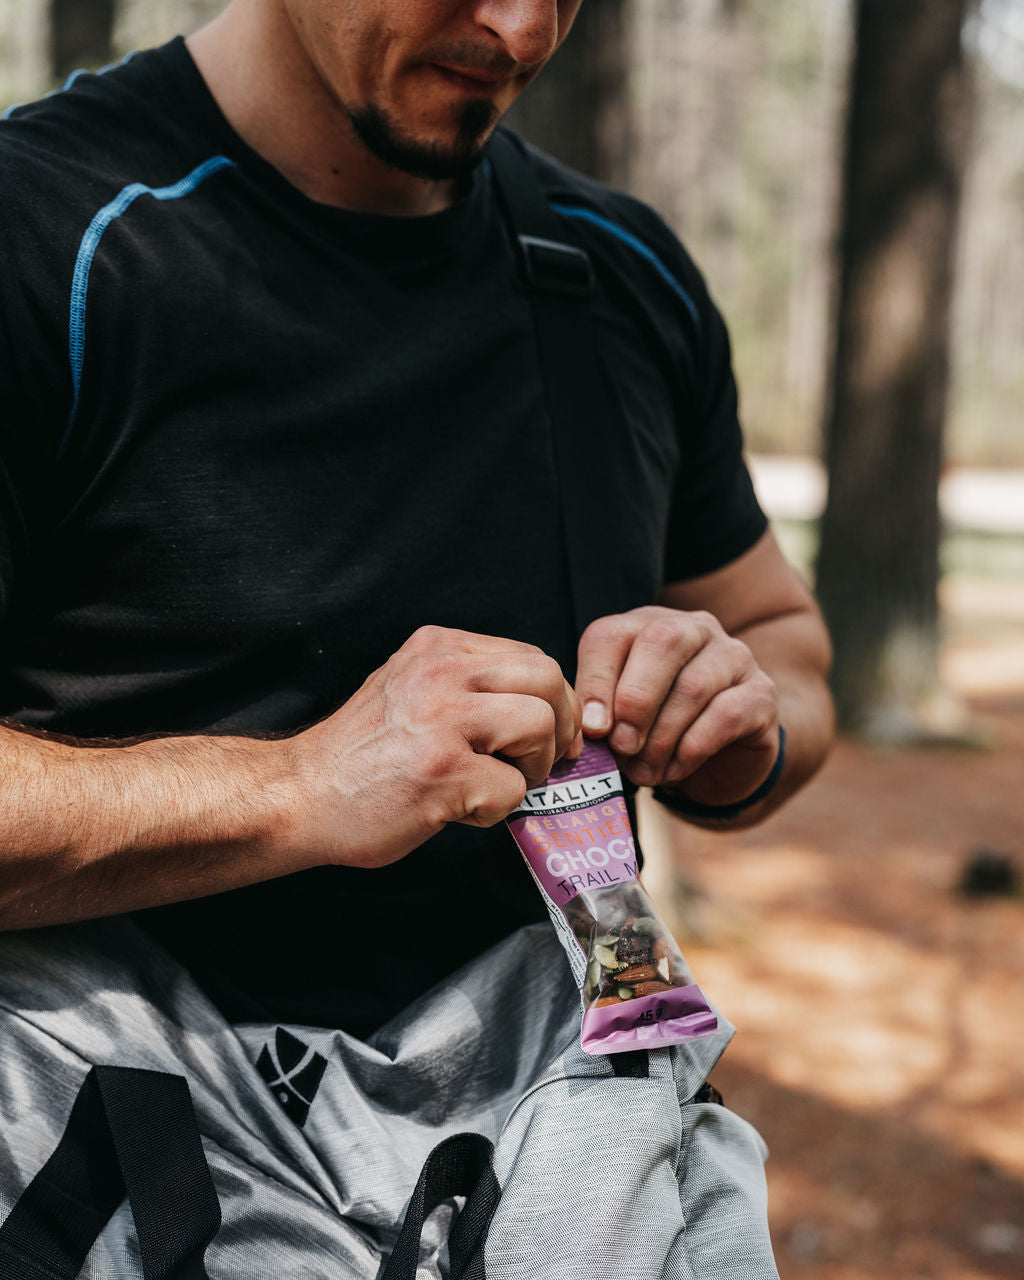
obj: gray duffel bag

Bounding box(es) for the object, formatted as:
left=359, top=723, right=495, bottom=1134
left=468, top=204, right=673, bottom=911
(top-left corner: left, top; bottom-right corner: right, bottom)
left=0, top=917, right=778, bottom=1279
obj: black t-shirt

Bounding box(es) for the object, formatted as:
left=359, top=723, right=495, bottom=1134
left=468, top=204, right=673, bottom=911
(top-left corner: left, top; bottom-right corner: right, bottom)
left=0, top=39, right=766, bottom=1036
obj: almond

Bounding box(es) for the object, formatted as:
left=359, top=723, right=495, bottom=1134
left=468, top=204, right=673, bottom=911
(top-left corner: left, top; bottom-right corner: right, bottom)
left=633, top=980, right=672, bottom=997
left=614, top=964, right=657, bottom=984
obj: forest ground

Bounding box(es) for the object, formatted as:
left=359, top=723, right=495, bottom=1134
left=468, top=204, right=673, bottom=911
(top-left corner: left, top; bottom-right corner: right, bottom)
left=640, top=570, right=1024, bottom=1280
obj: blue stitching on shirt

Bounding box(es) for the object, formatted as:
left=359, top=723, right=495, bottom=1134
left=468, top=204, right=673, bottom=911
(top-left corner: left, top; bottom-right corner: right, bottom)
left=3, top=51, right=137, bottom=121
left=549, top=202, right=701, bottom=330
left=61, top=154, right=236, bottom=456
left=64, top=50, right=138, bottom=91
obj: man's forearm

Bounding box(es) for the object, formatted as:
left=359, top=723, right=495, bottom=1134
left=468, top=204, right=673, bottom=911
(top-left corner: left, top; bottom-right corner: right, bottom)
left=0, top=626, right=583, bottom=930
left=0, top=725, right=304, bottom=929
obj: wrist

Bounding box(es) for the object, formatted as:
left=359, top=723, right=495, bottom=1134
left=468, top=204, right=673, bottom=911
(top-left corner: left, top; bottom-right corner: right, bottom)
left=652, top=725, right=787, bottom=823
left=247, top=734, right=323, bottom=873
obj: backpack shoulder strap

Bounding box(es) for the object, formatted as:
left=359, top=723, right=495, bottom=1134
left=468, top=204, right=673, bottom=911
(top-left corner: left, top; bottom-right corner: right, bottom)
left=486, top=129, right=633, bottom=638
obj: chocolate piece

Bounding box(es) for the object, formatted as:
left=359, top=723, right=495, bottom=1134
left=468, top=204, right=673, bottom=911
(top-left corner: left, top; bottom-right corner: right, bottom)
left=616, top=931, right=653, bottom=967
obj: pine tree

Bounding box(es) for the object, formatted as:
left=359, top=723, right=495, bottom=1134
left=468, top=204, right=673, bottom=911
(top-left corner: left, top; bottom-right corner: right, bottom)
left=816, top=0, right=976, bottom=740
left=52, top=0, right=115, bottom=81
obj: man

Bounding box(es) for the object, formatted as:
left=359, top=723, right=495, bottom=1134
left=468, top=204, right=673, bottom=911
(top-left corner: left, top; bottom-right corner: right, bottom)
left=0, top=0, right=832, bottom=1040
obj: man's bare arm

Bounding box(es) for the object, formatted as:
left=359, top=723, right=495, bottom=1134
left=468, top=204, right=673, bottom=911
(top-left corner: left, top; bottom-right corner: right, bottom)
left=0, top=626, right=581, bottom=929
left=0, top=727, right=304, bottom=927
left=574, top=530, right=834, bottom=826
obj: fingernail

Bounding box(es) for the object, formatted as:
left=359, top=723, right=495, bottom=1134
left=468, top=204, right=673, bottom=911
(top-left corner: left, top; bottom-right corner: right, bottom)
left=631, top=762, right=655, bottom=785
left=611, top=723, right=640, bottom=755
left=582, top=700, right=608, bottom=733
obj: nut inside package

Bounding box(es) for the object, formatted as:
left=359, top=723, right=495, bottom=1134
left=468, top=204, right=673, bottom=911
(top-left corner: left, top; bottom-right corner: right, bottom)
left=506, top=740, right=718, bottom=1053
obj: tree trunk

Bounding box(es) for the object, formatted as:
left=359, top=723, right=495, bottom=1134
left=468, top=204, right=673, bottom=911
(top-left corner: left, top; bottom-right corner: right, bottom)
left=504, top=0, right=632, bottom=187
left=51, top=0, right=115, bottom=81
left=815, top=0, right=975, bottom=741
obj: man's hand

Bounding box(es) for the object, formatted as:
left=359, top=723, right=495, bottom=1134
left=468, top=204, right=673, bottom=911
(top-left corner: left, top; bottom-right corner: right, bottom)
left=291, top=626, right=581, bottom=869
left=575, top=606, right=780, bottom=805
left=573, top=531, right=834, bottom=824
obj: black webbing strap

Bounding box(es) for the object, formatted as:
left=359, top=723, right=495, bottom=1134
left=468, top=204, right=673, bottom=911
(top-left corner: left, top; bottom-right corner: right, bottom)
left=486, top=128, right=632, bottom=639
left=381, top=1133, right=500, bottom=1280
left=610, top=1049, right=650, bottom=1079
left=0, top=1066, right=220, bottom=1280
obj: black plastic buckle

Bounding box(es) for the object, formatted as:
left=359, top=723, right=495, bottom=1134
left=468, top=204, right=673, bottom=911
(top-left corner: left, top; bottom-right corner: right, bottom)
left=517, top=234, right=594, bottom=299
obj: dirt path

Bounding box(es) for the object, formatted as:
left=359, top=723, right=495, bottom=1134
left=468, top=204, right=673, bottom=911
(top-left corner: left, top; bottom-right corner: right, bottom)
left=641, top=575, right=1024, bottom=1280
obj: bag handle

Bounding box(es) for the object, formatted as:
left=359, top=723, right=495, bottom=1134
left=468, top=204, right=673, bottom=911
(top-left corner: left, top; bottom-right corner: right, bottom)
left=381, top=1133, right=500, bottom=1280
left=1, top=1070, right=498, bottom=1280
left=0, top=1066, right=220, bottom=1280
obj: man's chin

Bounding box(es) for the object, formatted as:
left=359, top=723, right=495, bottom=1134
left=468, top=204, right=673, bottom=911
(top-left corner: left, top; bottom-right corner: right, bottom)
left=348, top=99, right=498, bottom=182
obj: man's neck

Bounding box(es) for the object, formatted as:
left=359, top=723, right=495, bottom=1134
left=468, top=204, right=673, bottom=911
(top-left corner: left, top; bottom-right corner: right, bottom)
left=186, top=3, right=460, bottom=217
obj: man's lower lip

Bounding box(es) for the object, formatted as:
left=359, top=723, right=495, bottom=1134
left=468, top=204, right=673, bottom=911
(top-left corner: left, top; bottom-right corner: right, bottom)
left=432, top=65, right=510, bottom=93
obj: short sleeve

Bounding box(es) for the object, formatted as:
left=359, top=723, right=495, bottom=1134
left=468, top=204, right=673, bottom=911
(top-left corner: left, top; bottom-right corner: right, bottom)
left=568, top=181, right=768, bottom=586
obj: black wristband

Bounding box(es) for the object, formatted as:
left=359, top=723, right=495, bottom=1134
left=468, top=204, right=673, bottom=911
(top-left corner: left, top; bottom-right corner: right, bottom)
left=652, top=725, right=787, bottom=823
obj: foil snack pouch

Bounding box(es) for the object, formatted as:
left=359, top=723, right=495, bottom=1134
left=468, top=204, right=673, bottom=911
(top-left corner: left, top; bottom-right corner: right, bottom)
left=506, top=739, right=718, bottom=1053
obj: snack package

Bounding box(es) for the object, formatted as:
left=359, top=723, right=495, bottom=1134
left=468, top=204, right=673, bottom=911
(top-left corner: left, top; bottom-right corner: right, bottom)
left=506, top=739, right=718, bottom=1053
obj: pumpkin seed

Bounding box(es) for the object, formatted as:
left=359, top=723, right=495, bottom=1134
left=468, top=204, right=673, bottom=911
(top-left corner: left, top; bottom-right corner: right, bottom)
left=632, top=916, right=657, bottom=934
left=594, top=944, right=620, bottom=970
left=617, top=986, right=634, bottom=1000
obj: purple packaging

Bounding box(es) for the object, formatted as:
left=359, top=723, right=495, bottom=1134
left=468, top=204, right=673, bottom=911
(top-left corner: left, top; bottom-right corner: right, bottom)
left=506, top=740, right=718, bottom=1053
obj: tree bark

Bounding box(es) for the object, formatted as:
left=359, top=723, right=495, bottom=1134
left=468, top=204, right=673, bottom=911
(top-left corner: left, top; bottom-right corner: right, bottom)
left=504, top=0, right=632, bottom=187
left=51, top=0, right=115, bottom=81
left=815, top=0, right=975, bottom=741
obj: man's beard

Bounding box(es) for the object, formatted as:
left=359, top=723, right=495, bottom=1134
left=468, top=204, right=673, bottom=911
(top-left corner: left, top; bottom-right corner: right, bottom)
left=347, top=97, right=499, bottom=182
